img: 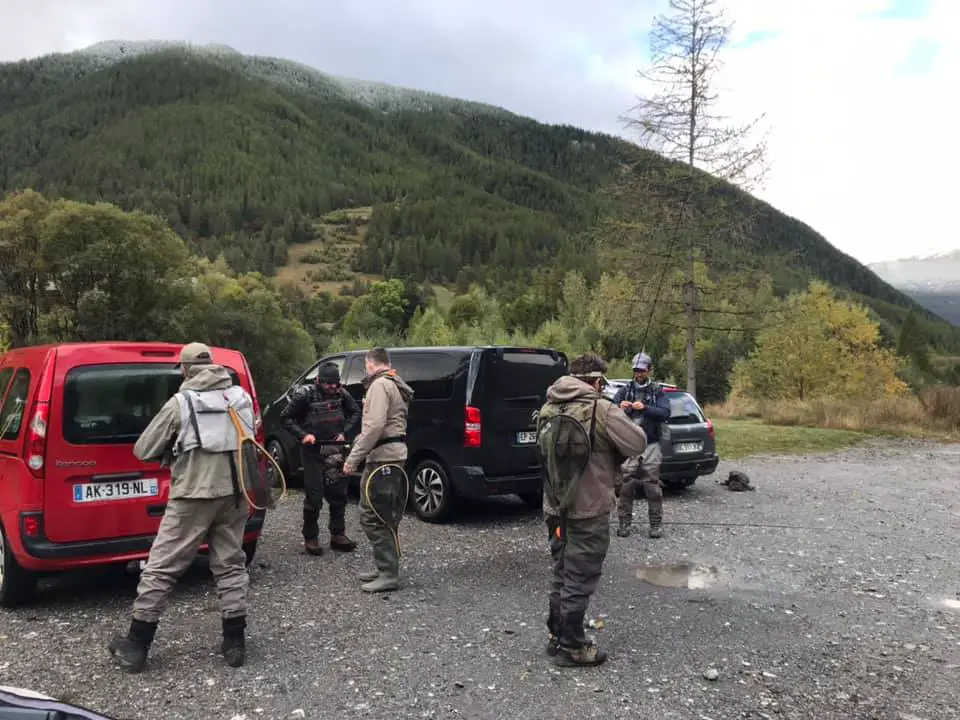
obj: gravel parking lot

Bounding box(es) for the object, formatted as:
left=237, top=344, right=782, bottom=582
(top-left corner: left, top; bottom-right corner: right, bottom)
left=2, top=437, right=959, bottom=720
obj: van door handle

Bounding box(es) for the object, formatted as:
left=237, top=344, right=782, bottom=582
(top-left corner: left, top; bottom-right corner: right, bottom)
left=147, top=504, right=167, bottom=517
left=92, top=472, right=143, bottom=482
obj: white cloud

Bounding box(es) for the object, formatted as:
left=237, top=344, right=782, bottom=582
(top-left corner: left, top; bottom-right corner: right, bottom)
left=695, top=0, right=958, bottom=264
left=0, top=0, right=953, bottom=266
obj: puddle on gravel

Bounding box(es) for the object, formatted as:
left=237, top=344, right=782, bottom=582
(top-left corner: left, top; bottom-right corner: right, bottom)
left=635, top=562, right=721, bottom=589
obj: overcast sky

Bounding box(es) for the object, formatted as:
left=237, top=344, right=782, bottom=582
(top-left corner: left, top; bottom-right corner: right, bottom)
left=1, top=0, right=955, bottom=265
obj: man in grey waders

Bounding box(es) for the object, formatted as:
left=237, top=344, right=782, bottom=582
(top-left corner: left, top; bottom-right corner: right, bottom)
left=612, top=351, right=671, bottom=538
left=343, top=347, right=414, bottom=593
left=108, top=342, right=255, bottom=673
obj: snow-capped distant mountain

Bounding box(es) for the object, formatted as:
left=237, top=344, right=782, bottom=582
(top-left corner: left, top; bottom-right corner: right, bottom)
left=869, top=250, right=960, bottom=325
left=869, top=249, right=960, bottom=293
left=72, top=39, right=515, bottom=118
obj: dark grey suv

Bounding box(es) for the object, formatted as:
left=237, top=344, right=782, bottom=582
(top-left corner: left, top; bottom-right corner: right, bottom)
left=603, top=380, right=719, bottom=489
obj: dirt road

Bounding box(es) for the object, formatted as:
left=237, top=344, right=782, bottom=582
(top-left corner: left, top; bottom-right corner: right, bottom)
left=1, top=437, right=958, bottom=720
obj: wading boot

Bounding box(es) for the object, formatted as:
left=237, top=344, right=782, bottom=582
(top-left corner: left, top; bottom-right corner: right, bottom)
left=357, top=569, right=379, bottom=582
left=330, top=534, right=357, bottom=552
left=108, top=618, right=158, bottom=674
left=545, top=600, right=561, bottom=657
left=221, top=615, right=246, bottom=668
left=616, top=516, right=632, bottom=538
left=304, top=538, right=324, bottom=556
left=361, top=572, right=400, bottom=593
left=648, top=523, right=662, bottom=539
left=553, top=613, right=607, bottom=668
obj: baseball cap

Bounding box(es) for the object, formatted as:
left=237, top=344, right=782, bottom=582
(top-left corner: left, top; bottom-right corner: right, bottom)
left=175, top=342, right=214, bottom=368
left=631, top=352, right=652, bottom=371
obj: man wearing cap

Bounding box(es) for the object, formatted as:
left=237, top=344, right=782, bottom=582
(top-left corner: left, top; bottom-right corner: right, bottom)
left=108, top=342, right=255, bottom=673
left=281, top=361, right=361, bottom=555
left=537, top=352, right=647, bottom=666
left=612, top=352, right=672, bottom=539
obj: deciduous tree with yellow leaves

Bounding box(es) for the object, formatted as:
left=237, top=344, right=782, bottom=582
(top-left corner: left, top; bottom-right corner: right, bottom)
left=731, top=280, right=908, bottom=401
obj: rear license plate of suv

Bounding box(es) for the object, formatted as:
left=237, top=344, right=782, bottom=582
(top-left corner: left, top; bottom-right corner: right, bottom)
left=517, top=431, right=537, bottom=445
left=74, top=479, right=160, bottom=503
left=674, top=442, right=703, bottom=454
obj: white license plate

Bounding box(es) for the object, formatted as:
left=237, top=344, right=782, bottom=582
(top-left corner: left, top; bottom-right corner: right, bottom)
left=517, top=431, right=537, bottom=445
left=73, top=479, right=160, bottom=503
left=674, top=442, right=703, bottom=454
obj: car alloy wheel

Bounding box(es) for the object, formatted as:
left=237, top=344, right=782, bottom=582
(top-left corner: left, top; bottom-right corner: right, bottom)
left=413, top=465, right=444, bottom=517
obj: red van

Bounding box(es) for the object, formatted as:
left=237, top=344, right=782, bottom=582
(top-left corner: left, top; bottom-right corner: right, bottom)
left=0, top=342, right=268, bottom=607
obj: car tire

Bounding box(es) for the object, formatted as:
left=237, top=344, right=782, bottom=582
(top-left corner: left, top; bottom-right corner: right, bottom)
left=517, top=490, right=543, bottom=509
left=0, top=521, right=38, bottom=608
left=411, top=459, right=455, bottom=523
left=265, top=439, right=288, bottom=489
left=243, top=539, right=258, bottom=567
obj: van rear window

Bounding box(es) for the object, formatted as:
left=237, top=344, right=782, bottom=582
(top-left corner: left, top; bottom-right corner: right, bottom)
left=62, top=364, right=240, bottom=445
left=484, top=350, right=566, bottom=404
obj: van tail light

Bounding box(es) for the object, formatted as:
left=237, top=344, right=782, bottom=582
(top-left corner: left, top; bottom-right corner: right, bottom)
left=706, top=419, right=715, bottom=439
left=252, top=396, right=264, bottom=444
left=27, top=350, right=56, bottom=479
left=464, top=405, right=482, bottom=448
left=26, top=402, right=50, bottom=478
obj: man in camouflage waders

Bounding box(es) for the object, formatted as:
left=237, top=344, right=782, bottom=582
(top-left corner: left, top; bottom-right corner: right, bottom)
left=536, top=352, right=647, bottom=667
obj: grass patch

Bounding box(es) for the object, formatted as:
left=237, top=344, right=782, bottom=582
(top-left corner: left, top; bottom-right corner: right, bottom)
left=714, top=418, right=869, bottom=460
left=707, top=385, right=960, bottom=440
left=274, top=207, right=379, bottom=294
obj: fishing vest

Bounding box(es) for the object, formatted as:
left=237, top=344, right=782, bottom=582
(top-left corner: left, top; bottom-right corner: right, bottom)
left=173, top=385, right=255, bottom=457
left=624, top=381, right=671, bottom=448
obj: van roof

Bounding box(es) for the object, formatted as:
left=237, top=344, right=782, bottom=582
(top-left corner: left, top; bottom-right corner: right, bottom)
left=336, top=345, right=565, bottom=355
left=0, top=341, right=245, bottom=363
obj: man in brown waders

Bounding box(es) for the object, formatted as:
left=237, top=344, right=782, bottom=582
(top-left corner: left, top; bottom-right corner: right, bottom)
left=107, top=342, right=255, bottom=673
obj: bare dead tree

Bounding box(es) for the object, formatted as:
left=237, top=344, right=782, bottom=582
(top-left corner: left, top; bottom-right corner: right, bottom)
left=621, top=0, right=769, bottom=398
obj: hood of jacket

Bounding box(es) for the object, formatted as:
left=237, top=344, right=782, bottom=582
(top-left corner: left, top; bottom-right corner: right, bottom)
left=546, top=375, right=602, bottom=404
left=180, top=364, right=235, bottom=392
left=366, top=368, right=415, bottom=403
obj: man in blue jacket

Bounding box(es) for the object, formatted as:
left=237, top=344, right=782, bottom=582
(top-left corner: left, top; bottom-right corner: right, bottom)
left=612, top=352, right=671, bottom=538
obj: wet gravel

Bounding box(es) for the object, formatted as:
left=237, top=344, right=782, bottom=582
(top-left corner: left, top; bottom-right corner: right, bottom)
left=2, top=436, right=959, bottom=720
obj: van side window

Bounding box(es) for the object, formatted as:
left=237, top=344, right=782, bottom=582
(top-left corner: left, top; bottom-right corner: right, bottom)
left=0, top=367, right=14, bottom=406
left=302, top=356, right=345, bottom=386
left=0, top=368, right=32, bottom=441
left=390, top=353, right=464, bottom=400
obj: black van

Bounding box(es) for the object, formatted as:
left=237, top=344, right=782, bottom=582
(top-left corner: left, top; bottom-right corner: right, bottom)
left=262, top=346, right=568, bottom=522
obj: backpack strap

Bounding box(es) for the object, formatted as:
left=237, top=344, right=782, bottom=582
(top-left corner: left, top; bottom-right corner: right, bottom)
left=184, top=392, right=204, bottom=450
left=588, top=397, right=598, bottom=447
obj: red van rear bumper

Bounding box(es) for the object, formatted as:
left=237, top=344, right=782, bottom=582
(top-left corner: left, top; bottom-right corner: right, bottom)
left=14, top=508, right=266, bottom=572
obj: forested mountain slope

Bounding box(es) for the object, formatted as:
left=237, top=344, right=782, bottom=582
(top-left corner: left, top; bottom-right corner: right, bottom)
left=1, top=40, right=956, bottom=349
